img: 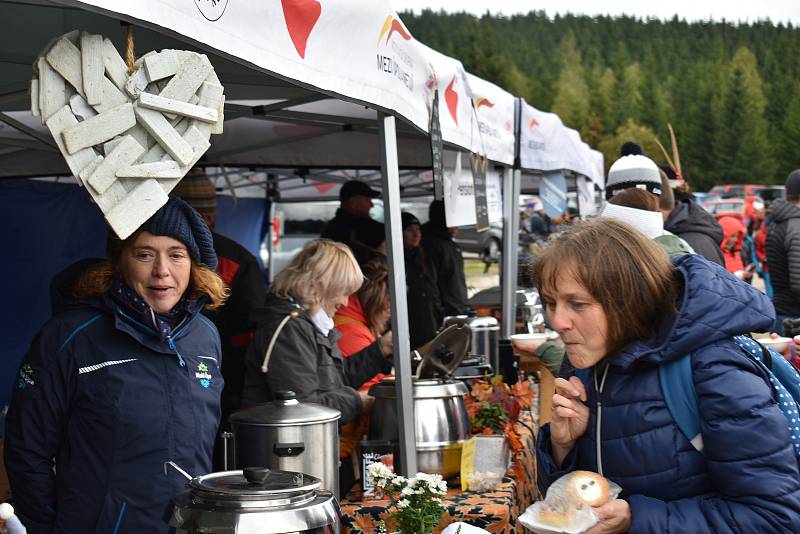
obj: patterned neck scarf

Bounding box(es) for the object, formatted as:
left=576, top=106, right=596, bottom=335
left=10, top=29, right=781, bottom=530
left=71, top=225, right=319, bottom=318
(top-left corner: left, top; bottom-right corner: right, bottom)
left=108, top=278, right=199, bottom=341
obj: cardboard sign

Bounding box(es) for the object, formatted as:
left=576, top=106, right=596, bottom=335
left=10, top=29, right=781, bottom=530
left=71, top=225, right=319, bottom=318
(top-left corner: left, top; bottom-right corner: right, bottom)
left=471, top=153, right=489, bottom=231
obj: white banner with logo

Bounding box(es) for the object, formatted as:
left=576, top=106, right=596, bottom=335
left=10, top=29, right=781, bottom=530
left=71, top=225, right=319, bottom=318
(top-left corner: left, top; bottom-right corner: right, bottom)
left=519, top=99, right=591, bottom=177
left=69, top=0, right=436, bottom=133
left=466, top=74, right=516, bottom=165
left=418, top=44, right=481, bottom=156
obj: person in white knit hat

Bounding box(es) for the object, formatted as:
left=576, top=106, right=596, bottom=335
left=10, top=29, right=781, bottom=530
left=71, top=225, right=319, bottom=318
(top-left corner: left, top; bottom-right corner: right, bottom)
left=600, top=154, right=694, bottom=257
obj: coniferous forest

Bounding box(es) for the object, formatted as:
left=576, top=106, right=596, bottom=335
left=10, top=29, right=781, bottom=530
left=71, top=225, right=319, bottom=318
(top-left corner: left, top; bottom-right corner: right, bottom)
left=401, top=10, right=800, bottom=192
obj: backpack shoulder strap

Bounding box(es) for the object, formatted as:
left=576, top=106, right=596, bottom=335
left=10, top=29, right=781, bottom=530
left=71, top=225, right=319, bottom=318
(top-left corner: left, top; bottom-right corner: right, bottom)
left=659, top=353, right=704, bottom=452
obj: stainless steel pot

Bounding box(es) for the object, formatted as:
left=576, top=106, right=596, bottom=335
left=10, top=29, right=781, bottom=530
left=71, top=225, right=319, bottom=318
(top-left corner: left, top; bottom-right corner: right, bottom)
left=367, top=378, right=470, bottom=478
left=169, top=467, right=339, bottom=534
left=468, top=316, right=500, bottom=371
left=229, top=391, right=341, bottom=499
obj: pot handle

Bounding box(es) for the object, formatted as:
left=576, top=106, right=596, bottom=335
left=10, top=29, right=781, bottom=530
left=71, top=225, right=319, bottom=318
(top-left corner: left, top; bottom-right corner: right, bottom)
left=164, top=461, right=193, bottom=480
left=273, top=442, right=305, bottom=457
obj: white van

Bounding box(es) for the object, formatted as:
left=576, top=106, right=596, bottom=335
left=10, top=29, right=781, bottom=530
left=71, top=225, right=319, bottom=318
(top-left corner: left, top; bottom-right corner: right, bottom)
left=262, top=198, right=430, bottom=281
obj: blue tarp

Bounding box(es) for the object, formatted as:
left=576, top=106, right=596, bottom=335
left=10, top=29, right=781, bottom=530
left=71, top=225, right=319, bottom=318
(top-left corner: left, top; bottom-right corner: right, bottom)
left=0, top=180, right=266, bottom=412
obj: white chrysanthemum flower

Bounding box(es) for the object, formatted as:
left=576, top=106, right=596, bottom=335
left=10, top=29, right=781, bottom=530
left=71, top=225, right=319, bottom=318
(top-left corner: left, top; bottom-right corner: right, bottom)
left=397, top=499, right=410, bottom=509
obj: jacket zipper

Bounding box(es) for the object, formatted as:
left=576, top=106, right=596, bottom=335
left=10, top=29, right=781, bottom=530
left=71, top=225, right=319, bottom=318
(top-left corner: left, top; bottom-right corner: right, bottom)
left=149, top=308, right=187, bottom=367
left=594, top=363, right=610, bottom=476
left=117, top=308, right=193, bottom=367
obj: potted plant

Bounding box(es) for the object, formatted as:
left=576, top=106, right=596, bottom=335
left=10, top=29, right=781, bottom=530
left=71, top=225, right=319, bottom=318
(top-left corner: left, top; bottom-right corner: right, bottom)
left=367, top=462, right=447, bottom=534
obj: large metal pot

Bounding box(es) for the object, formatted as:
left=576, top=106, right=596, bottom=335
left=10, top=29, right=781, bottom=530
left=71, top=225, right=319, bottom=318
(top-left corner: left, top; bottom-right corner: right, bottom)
left=170, top=467, right=339, bottom=534
left=367, top=378, right=470, bottom=478
left=229, top=391, right=341, bottom=499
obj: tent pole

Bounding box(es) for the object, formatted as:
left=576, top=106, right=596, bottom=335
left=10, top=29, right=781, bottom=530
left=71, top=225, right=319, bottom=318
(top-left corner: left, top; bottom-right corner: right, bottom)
left=501, top=167, right=521, bottom=338
left=378, top=111, right=416, bottom=477
left=502, top=98, right=524, bottom=339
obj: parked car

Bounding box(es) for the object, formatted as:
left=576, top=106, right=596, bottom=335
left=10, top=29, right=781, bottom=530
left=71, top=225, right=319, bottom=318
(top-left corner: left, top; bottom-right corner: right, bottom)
left=453, top=223, right=504, bottom=264
left=708, top=184, right=767, bottom=199
left=702, top=198, right=746, bottom=222
left=262, top=198, right=430, bottom=281
left=756, top=186, right=785, bottom=206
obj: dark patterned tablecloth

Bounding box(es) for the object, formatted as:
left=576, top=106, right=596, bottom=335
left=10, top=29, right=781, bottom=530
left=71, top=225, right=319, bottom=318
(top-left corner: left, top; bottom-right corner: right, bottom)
left=339, top=413, right=539, bottom=533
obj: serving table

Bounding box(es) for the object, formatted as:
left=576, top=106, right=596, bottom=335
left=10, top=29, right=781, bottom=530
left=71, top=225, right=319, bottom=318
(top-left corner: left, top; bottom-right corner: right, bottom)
left=339, top=411, right=539, bottom=533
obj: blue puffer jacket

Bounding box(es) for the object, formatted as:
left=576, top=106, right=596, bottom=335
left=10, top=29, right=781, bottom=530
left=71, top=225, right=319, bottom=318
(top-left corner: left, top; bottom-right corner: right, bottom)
left=537, top=254, right=800, bottom=532
left=4, top=294, right=222, bottom=534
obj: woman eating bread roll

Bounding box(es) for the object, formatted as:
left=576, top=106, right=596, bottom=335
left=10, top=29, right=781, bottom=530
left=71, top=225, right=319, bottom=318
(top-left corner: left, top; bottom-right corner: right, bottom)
left=533, top=218, right=800, bottom=533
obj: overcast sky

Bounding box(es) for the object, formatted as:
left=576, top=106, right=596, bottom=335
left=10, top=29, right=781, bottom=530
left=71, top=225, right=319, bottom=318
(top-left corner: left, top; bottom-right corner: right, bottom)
left=393, top=1, right=800, bottom=25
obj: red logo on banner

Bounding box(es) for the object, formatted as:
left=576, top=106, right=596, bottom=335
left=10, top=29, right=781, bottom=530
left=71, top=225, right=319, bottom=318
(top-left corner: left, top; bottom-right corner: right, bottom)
left=528, top=117, right=540, bottom=129
left=281, top=0, right=321, bottom=59
left=377, top=15, right=412, bottom=45
left=314, top=181, right=337, bottom=193
left=474, top=97, right=495, bottom=109
left=445, top=76, right=459, bottom=125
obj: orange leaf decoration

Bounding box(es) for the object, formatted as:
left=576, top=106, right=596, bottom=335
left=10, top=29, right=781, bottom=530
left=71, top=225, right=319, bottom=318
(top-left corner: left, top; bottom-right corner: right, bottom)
left=471, top=380, right=493, bottom=402
left=512, top=380, right=534, bottom=409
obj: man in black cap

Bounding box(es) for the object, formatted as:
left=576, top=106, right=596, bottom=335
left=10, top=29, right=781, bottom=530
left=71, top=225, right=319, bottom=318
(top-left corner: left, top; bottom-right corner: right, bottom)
left=321, top=180, right=382, bottom=247
left=766, top=169, right=800, bottom=334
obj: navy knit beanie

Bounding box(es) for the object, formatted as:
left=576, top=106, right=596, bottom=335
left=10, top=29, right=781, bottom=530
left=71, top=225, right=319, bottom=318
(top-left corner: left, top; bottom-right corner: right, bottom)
left=140, top=196, right=217, bottom=270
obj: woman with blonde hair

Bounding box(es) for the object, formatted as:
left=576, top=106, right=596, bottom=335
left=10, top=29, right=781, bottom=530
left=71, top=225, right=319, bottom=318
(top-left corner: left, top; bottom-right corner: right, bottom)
left=534, top=218, right=800, bottom=532
left=5, top=197, right=228, bottom=533
left=242, top=239, right=393, bottom=424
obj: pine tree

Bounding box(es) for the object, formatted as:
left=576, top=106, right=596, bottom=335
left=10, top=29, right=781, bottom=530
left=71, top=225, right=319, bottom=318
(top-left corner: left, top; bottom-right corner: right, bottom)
left=551, top=32, right=590, bottom=134
left=714, top=47, right=775, bottom=183
left=780, top=81, right=800, bottom=179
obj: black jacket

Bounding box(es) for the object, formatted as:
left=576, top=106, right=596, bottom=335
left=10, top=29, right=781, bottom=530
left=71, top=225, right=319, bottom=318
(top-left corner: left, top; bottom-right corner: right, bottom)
left=405, top=246, right=441, bottom=349
left=206, top=232, right=266, bottom=418
left=665, top=199, right=725, bottom=266
left=242, top=294, right=393, bottom=423
left=421, top=223, right=468, bottom=319
left=321, top=208, right=374, bottom=246
left=766, top=199, right=800, bottom=315
left=5, top=295, right=222, bottom=534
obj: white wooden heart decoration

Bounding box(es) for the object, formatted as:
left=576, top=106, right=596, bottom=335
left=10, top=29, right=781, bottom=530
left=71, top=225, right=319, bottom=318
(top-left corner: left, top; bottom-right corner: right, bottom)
left=31, top=30, right=225, bottom=239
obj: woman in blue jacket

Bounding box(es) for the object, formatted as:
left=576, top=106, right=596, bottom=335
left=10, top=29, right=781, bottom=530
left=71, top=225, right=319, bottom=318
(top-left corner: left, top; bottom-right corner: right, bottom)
left=534, top=218, right=800, bottom=533
left=5, top=197, right=228, bottom=534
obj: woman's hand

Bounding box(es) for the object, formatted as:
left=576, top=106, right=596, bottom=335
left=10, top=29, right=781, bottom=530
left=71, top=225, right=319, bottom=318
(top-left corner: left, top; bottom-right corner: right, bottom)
left=379, top=331, right=393, bottom=356
left=586, top=499, right=631, bottom=534
left=358, top=389, right=374, bottom=413
left=551, top=376, right=589, bottom=465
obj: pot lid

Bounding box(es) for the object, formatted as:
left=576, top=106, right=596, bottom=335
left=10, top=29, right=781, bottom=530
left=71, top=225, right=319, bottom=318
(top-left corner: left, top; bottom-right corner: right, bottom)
left=189, top=468, right=320, bottom=498
left=415, top=324, right=470, bottom=379
left=468, top=316, right=499, bottom=329
left=229, top=391, right=341, bottom=426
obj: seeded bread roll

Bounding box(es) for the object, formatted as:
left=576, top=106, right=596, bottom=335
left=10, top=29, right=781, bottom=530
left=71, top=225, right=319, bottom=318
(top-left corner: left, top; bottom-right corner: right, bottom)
left=568, top=470, right=611, bottom=507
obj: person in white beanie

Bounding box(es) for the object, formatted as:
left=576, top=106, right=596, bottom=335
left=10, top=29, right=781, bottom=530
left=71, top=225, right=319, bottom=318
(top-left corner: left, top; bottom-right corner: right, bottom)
left=600, top=154, right=694, bottom=257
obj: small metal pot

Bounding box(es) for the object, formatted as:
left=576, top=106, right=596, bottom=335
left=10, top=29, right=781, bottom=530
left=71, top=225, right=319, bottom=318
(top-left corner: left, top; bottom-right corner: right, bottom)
left=367, top=378, right=470, bottom=478
left=229, top=392, right=341, bottom=500
left=467, top=316, right=500, bottom=371
left=169, top=467, right=339, bottom=534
